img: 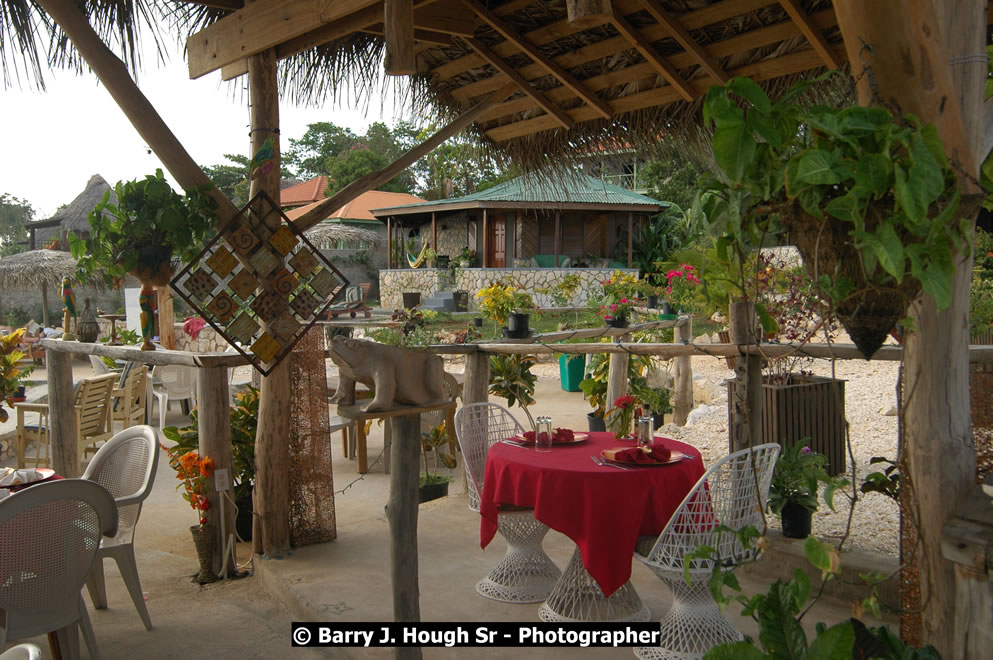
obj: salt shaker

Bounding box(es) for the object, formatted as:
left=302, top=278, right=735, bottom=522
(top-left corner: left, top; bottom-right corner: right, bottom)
left=637, top=411, right=653, bottom=449
left=536, top=416, right=553, bottom=453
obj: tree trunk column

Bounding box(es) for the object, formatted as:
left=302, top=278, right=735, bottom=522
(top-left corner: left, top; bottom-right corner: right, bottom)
left=47, top=348, right=78, bottom=478
left=248, top=48, right=291, bottom=556
left=198, top=366, right=235, bottom=575
left=729, top=301, right=761, bottom=452
left=673, top=316, right=692, bottom=425
left=386, top=414, right=422, bottom=660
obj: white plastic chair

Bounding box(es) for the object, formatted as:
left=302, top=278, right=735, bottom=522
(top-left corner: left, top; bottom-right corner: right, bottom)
left=633, top=443, right=781, bottom=660
left=81, top=426, right=159, bottom=631
left=151, top=365, right=197, bottom=429
left=0, top=479, right=118, bottom=660
left=0, top=643, right=40, bottom=660
left=454, top=402, right=561, bottom=603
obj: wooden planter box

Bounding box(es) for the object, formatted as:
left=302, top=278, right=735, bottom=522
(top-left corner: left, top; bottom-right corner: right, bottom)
left=727, top=375, right=846, bottom=476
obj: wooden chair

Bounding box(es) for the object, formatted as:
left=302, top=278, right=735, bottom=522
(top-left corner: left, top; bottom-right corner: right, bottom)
left=15, top=373, right=117, bottom=468
left=327, top=282, right=372, bottom=319
left=112, top=364, right=149, bottom=429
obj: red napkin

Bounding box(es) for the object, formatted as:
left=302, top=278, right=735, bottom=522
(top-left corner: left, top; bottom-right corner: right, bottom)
left=605, top=444, right=672, bottom=464
left=522, top=428, right=575, bottom=444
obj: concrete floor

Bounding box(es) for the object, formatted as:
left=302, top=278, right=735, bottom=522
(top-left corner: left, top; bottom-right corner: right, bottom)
left=0, top=360, right=894, bottom=659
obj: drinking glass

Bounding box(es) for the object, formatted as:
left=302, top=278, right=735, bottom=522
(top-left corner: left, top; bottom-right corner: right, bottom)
left=536, top=417, right=553, bottom=453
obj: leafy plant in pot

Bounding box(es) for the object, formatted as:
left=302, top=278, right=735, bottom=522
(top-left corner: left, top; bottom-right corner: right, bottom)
left=163, top=386, right=258, bottom=541
left=579, top=351, right=651, bottom=431
left=0, top=330, right=33, bottom=414
left=488, top=353, right=538, bottom=431
left=420, top=422, right=456, bottom=503
left=475, top=281, right=536, bottom=339
left=700, top=74, right=976, bottom=358
left=768, top=442, right=848, bottom=539
left=70, top=169, right=216, bottom=350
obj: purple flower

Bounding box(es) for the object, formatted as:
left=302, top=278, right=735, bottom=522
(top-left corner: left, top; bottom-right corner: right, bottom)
left=801, top=446, right=811, bottom=454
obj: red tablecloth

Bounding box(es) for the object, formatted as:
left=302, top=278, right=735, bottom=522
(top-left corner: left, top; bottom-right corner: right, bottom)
left=5, top=472, right=62, bottom=493
left=480, top=432, right=705, bottom=597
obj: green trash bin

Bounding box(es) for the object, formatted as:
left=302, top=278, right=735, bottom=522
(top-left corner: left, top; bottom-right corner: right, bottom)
left=559, top=354, right=585, bottom=392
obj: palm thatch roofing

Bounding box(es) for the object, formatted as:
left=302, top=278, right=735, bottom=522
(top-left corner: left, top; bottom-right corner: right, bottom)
left=30, top=174, right=115, bottom=245
left=0, top=249, right=79, bottom=288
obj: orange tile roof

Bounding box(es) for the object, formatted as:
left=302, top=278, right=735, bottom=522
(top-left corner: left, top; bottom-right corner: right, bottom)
left=280, top=176, right=330, bottom=206
left=284, top=190, right=426, bottom=223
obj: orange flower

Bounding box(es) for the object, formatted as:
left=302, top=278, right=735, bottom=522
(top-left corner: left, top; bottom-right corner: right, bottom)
left=179, top=451, right=199, bottom=472
left=200, top=456, right=215, bottom=477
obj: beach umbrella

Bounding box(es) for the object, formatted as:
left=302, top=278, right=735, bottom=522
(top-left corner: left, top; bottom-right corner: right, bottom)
left=0, top=249, right=80, bottom=327
left=304, top=223, right=382, bottom=249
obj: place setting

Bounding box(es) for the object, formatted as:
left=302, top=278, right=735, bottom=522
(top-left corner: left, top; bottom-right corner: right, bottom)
left=503, top=416, right=587, bottom=451
left=593, top=408, right=693, bottom=469
left=0, top=466, right=57, bottom=492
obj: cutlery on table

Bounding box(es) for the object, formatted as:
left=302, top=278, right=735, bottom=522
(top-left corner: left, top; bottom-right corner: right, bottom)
left=591, top=455, right=633, bottom=470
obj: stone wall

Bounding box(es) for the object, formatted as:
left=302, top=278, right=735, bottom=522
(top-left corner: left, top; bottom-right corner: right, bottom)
left=379, top=267, right=638, bottom=311
left=172, top=323, right=230, bottom=353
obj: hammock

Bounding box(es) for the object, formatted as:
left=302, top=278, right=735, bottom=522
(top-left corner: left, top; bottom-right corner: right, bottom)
left=407, top=242, right=430, bottom=269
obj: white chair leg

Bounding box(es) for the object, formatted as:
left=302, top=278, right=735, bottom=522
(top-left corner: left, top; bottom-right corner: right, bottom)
left=155, top=393, right=167, bottom=430
left=633, top=568, right=742, bottom=660
left=85, top=556, right=108, bottom=609
left=539, top=546, right=650, bottom=622
left=110, top=546, right=153, bottom=630
left=476, top=510, right=561, bottom=604
left=78, top=597, right=99, bottom=660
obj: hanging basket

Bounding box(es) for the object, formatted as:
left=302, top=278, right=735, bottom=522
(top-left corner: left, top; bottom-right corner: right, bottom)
left=129, top=244, right=176, bottom=286
left=779, top=202, right=921, bottom=359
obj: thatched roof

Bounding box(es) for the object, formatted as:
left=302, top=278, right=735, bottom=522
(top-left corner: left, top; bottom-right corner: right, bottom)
left=304, top=223, right=383, bottom=249
left=32, top=174, right=116, bottom=245
left=0, top=248, right=79, bottom=288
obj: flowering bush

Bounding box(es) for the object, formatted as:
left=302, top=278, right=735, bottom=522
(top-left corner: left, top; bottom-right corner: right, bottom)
left=598, top=272, right=643, bottom=323
left=163, top=445, right=215, bottom=527
left=663, top=264, right=700, bottom=312
left=475, top=281, right=536, bottom=325
left=605, top=394, right=642, bottom=439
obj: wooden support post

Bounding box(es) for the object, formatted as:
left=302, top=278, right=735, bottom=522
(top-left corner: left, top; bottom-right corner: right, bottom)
left=431, top=212, right=437, bottom=258
left=463, top=351, right=490, bottom=406
left=554, top=211, right=560, bottom=266
left=482, top=209, right=488, bottom=268
left=384, top=0, right=416, bottom=75
left=249, top=48, right=291, bottom=556
left=386, top=414, right=422, bottom=660
left=387, top=217, right=393, bottom=269
left=157, top=286, right=176, bottom=350
left=728, top=301, right=761, bottom=452
left=606, top=333, right=629, bottom=413
left=47, top=348, right=79, bottom=478
left=197, top=366, right=235, bottom=574
left=627, top=213, right=633, bottom=268
left=673, top=316, right=692, bottom=426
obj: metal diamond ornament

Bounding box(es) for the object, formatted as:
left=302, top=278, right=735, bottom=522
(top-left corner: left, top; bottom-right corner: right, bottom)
left=171, top=191, right=348, bottom=375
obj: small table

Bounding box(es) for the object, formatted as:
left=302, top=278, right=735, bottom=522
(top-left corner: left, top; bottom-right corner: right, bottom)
left=99, top=314, right=127, bottom=344
left=480, top=432, right=705, bottom=621
left=336, top=400, right=457, bottom=474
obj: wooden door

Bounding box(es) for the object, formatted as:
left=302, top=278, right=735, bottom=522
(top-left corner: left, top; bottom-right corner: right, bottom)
left=487, top=215, right=506, bottom=267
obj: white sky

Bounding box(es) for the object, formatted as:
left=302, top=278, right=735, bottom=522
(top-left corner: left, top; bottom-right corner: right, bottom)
left=3, top=42, right=399, bottom=218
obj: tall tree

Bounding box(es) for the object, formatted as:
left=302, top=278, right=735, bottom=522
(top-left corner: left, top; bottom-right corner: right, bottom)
left=284, top=122, right=358, bottom=179
left=203, top=154, right=293, bottom=204
left=326, top=148, right=412, bottom=194
left=0, top=193, right=33, bottom=256
left=640, top=147, right=702, bottom=210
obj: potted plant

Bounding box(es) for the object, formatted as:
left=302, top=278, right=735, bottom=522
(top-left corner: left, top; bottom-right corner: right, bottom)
left=456, top=246, right=477, bottom=268
left=631, top=383, right=672, bottom=429
left=70, top=170, right=216, bottom=350
left=605, top=394, right=641, bottom=440
left=163, top=386, right=258, bottom=541
left=452, top=290, right=469, bottom=312
left=423, top=246, right=437, bottom=269
left=768, top=442, right=848, bottom=539
left=488, top=353, right=538, bottom=431
left=162, top=445, right=218, bottom=583
left=0, top=329, right=33, bottom=411
left=579, top=351, right=652, bottom=431
left=475, top=281, right=536, bottom=338
left=420, top=422, right=456, bottom=503
left=662, top=263, right=700, bottom=316
left=596, top=271, right=642, bottom=327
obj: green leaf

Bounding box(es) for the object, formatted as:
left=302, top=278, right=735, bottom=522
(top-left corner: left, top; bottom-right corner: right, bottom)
left=796, top=188, right=824, bottom=219
left=755, top=303, right=778, bottom=335
left=805, top=622, right=855, bottom=660
left=873, top=221, right=905, bottom=281
left=756, top=581, right=808, bottom=660
left=793, top=568, right=811, bottom=608
left=919, top=122, right=949, bottom=169
left=795, top=149, right=843, bottom=185
left=703, top=641, right=769, bottom=660
left=917, top=239, right=956, bottom=309
left=729, top=77, right=773, bottom=113
left=893, top=164, right=926, bottom=224
left=804, top=536, right=838, bottom=578
left=907, top=133, right=946, bottom=206
left=713, top=123, right=757, bottom=183
left=824, top=190, right=863, bottom=225
left=853, top=153, right=892, bottom=198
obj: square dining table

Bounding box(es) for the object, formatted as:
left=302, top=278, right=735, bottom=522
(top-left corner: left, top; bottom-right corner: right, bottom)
left=479, top=431, right=705, bottom=621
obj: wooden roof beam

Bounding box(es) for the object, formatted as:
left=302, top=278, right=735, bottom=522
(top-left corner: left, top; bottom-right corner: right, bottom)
left=187, top=0, right=381, bottom=79
left=461, top=0, right=612, bottom=119
left=385, top=0, right=415, bottom=75
left=638, top=0, right=729, bottom=83
left=467, top=38, right=573, bottom=129
left=777, top=0, right=841, bottom=69
left=363, top=24, right=452, bottom=45
left=609, top=8, right=695, bottom=102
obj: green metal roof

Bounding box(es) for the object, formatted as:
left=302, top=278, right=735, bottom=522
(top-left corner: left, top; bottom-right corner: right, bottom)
left=372, top=174, right=667, bottom=213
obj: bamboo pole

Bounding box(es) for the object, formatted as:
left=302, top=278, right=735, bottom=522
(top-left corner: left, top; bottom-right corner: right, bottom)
left=197, top=366, right=235, bottom=574
left=249, top=49, right=292, bottom=556
left=46, top=348, right=78, bottom=478
left=673, top=315, right=692, bottom=425
left=386, top=413, right=422, bottom=660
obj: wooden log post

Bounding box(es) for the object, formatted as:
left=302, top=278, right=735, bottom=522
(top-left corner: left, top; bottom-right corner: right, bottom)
left=386, top=414, right=422, bottom=660
left=197, top=366, right=235, bottom=575
left=463, top=351, right=490, bottom=406
left=606, top=333, right=629, bottom=418
left=566, top=0, right=611, bottom=28
left=728, top=301, right=761, bottom=452
left=384, top=0, right=415, bottom=75
left=249, top=49, right=292, bottom=556
left=673, top=316, right=692, bottom=426
left=157, top=286, right=176, bottom=350
left=47, top=348, right=79, bottom=478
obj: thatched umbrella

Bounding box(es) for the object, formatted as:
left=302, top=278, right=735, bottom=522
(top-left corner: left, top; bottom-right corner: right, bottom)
left=0, top=249, right=79, bottom=327
left=304, top=223, right=383, bottom=249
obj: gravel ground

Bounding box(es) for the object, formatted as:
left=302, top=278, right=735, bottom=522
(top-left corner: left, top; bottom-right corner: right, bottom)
left=529, top=340, right=903, bottom=557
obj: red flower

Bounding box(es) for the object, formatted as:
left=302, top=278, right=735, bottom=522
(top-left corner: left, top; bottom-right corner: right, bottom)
left=613, top=395, right=637, bottom=409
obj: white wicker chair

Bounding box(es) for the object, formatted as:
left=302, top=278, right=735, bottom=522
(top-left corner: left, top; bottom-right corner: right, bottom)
left=633, top=443, right=781, bottom=660
left=81, top=426, right=159, bottom=631
left=0, top=643, right=41, bottom=660
left=454, top=402, right=561, bottom=603
left=0, top=479, right=118, bottom=660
